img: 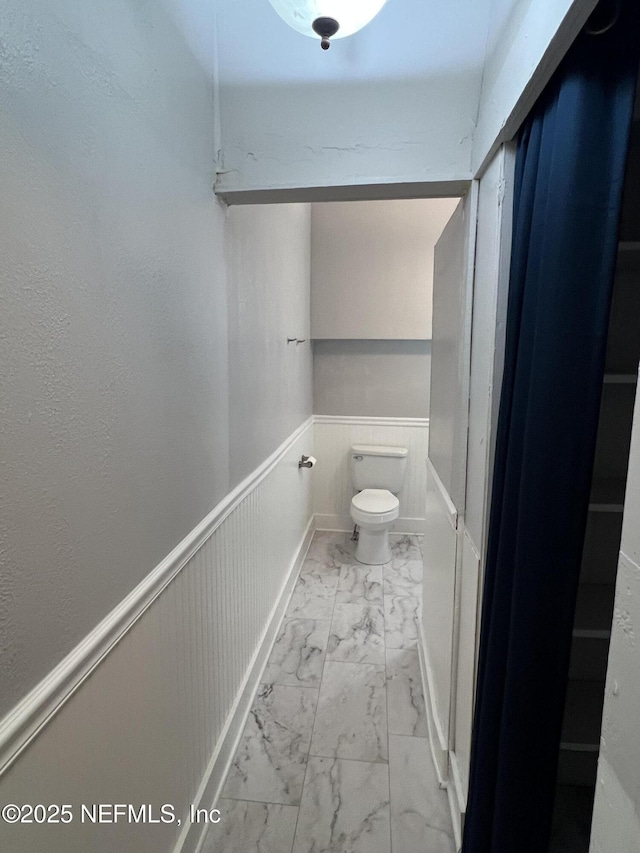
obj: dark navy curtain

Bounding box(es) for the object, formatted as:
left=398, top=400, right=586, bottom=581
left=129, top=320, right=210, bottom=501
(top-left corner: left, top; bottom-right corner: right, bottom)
left=463, top=4, right=640, bottom=852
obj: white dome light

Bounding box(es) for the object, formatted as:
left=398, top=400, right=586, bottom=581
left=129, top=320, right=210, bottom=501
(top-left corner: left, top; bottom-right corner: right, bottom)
left=267, top=0, right=388, bottom=49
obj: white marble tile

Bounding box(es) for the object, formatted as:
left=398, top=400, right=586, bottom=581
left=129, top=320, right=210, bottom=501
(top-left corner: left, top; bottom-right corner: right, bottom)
left=292, top=757, right=391, bottom=853
left=327, top=603, right=385, bottom=664
left=386, top=649, right=428, bottom=738
left=206, top=799, right=298, bottom=853
left=264, top=618, right=331, bottom=688
left=310, top=661, right=388, bottom=763
left=383, top=559, right=423, bottom=597
left=223, top=684, right=317, bottom=805
left=305, top=533, right=356, bottom=574
left=384, top=595, right=420, bottom=649
left=286, top=571, right=338, bottom=620
left=336, top=564, right=383, bottom=605
left=389, top=534, right=422, bottom=561
left=300, top=554, right=343, bottom=582
left=388, top=735, right=455, bottom=853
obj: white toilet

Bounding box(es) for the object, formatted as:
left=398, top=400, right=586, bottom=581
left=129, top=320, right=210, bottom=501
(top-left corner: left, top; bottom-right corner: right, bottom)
left=350, top=444, right=408, bottom=565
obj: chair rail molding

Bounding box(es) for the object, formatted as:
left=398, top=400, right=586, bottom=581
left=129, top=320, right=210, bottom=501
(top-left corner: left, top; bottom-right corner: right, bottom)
left=0, top=416, right=314, bottom=779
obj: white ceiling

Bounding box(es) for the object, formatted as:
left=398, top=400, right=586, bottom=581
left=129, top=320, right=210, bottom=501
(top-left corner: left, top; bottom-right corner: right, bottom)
left=215, top=0, right=499, bottom=85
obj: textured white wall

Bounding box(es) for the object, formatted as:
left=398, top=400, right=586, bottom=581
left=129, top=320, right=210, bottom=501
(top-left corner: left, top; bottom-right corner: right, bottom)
left=590, top=381, right=640, bottom=853
left=0, top=425, right=314, bottom=853
left=465, top=145, right=514, bottom=552
left=226, top=203, right=312, bottom=484
left=214, top=0, right=494, bottom=196
left=313, top=340, right=431, bottom=418
left=0, top=0, right=312, bottom=719
left=215, top=0, right=594, bottom=195
left=311, top=199, right=458, bottom=340
left=472, top=0, right=596, bottom=171
left=0, top=0, right=226, bottom=717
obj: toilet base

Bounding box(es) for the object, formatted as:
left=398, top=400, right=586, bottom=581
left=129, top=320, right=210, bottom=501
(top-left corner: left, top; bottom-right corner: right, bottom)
left=355, top=526, right=391, bottom=565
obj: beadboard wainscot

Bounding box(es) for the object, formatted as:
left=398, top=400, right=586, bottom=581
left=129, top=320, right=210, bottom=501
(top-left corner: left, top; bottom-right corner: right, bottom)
left=313, top=415, right=429, bottom=534
left=0, top=418, right=315, bottom=853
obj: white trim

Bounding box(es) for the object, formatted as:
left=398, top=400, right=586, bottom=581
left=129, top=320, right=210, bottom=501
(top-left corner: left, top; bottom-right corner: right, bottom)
left=179, top=518, right=316, bottom=853
left=314, top=415, right=429, bottom=428
left=447, top=778, right=464, bottom=853
left=427, top=457, right=459, bottom=531
left=417, top=617, right=449, bottom=784
left=0, top=417, right=314, bottom=777
left=449, top=749, right=466, bottom=848
left=314, top=514, right=426, bottom=536
left=216, top=180, right=472, bottom=207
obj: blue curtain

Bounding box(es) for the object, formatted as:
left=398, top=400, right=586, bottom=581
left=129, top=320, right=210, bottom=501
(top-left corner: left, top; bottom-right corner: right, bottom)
left=462, top=4, right=640, bottom=852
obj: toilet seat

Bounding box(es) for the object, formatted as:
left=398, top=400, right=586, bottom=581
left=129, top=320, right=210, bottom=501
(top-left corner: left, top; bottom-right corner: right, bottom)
left=351, top=488, right=399, bottom=526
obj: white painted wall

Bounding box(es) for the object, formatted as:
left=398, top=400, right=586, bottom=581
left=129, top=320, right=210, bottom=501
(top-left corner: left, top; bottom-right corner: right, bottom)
left=448, top=145, right=514, bottom=825
left=214, top=0, right=494, bottom=197
left=313, top=417, right=429, bottom=533
left=311, top=199, right=458, bottom=339
left=313, top=340, right=431, bottom=418
left=590, top=379, right=640, bottom=853
left=0, top=0, right=312, bottom=722
left=472, top=0, right=596, bottom=172
left=215, top=0, right=596, bottom=196
left=226, top=203, right=312, bottom=484
left=465, top=145, right=514, bottom=553
left=0, top=423, right=315, bottom=853
left=0, top=0, right=223, bottom=717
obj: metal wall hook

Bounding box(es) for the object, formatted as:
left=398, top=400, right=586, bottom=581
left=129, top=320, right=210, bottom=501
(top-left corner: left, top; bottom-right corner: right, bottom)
left=296, top=339, right=306, bottom=345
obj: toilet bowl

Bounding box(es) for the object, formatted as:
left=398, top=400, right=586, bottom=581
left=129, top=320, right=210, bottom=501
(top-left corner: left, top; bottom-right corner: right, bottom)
left=351, top=488, right=400, bottom=565
left=349, top=443, right=408, bottom=565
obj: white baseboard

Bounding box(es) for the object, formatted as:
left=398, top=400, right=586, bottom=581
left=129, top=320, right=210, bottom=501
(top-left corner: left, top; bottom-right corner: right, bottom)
left=448, top=750, right=465, bottom=852
left=314, top=514, right=426, bottom=536
left=179, top=516, right=315, bottom=853
left=417, top=617, right=464, bottom=852
left=417, top=617, right=449, bottom=784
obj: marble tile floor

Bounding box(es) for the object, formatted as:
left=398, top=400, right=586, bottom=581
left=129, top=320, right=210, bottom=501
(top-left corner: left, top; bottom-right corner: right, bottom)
left=206, top=531, right=456, bottom=853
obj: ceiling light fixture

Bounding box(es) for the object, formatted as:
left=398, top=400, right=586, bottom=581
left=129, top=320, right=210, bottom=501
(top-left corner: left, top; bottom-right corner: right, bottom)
left=267, top=1, right=388, bottom=50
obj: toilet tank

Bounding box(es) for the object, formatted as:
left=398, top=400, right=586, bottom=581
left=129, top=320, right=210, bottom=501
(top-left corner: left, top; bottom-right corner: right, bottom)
left=350, top=445, right=408, bottom=493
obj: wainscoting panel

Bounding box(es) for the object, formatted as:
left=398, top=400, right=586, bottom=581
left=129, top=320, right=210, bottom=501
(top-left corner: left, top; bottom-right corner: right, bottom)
left=313, top=416, right=429, bottom=533
left=0, top=420, right=315, bottom=853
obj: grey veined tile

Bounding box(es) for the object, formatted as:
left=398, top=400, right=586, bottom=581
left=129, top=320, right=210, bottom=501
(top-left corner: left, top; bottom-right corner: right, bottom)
left=389, top=735, right=455, bottom=853
left=300, top=557, right=342, bottom=582
left=389, top=534, right=422, bottom=561
left=305, top=532, right=356, bottom=573
left=264, top=618, right=331, bottom=688
left=223, top=684, right=317, bottom=805
left=286, top=571, right=338, bottom=620
left=386, top=648, right=428, bottom=738
left=292, top=757, right=391, bottom=853
left=336, top=564, right=383, bottom=605
left=384, top=595, right=420, bottom=650
left=327, top=603, right=385, bottom=664
left=206, top=799, right=298, bottom=853
left=383, top=559, right=423, bottom=597
left=310, top=661, right=388, bottom=763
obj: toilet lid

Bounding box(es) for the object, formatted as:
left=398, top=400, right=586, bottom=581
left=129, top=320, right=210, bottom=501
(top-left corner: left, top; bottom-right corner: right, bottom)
left=352, top=488, right=399, bottom=515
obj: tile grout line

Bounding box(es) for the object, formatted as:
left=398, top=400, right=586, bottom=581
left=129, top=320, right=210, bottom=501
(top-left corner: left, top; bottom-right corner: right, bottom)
left=384, top=555, right=393, bottom=853
left=290, top=530, right=346, bottom=852
left=221, top=533, right=428, bottom=852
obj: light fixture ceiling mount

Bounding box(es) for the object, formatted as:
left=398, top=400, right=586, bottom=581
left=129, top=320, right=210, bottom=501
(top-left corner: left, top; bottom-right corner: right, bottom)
left=267, top=1, right=388, bottom=50
left=312, top=16, right=340, bottom=50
